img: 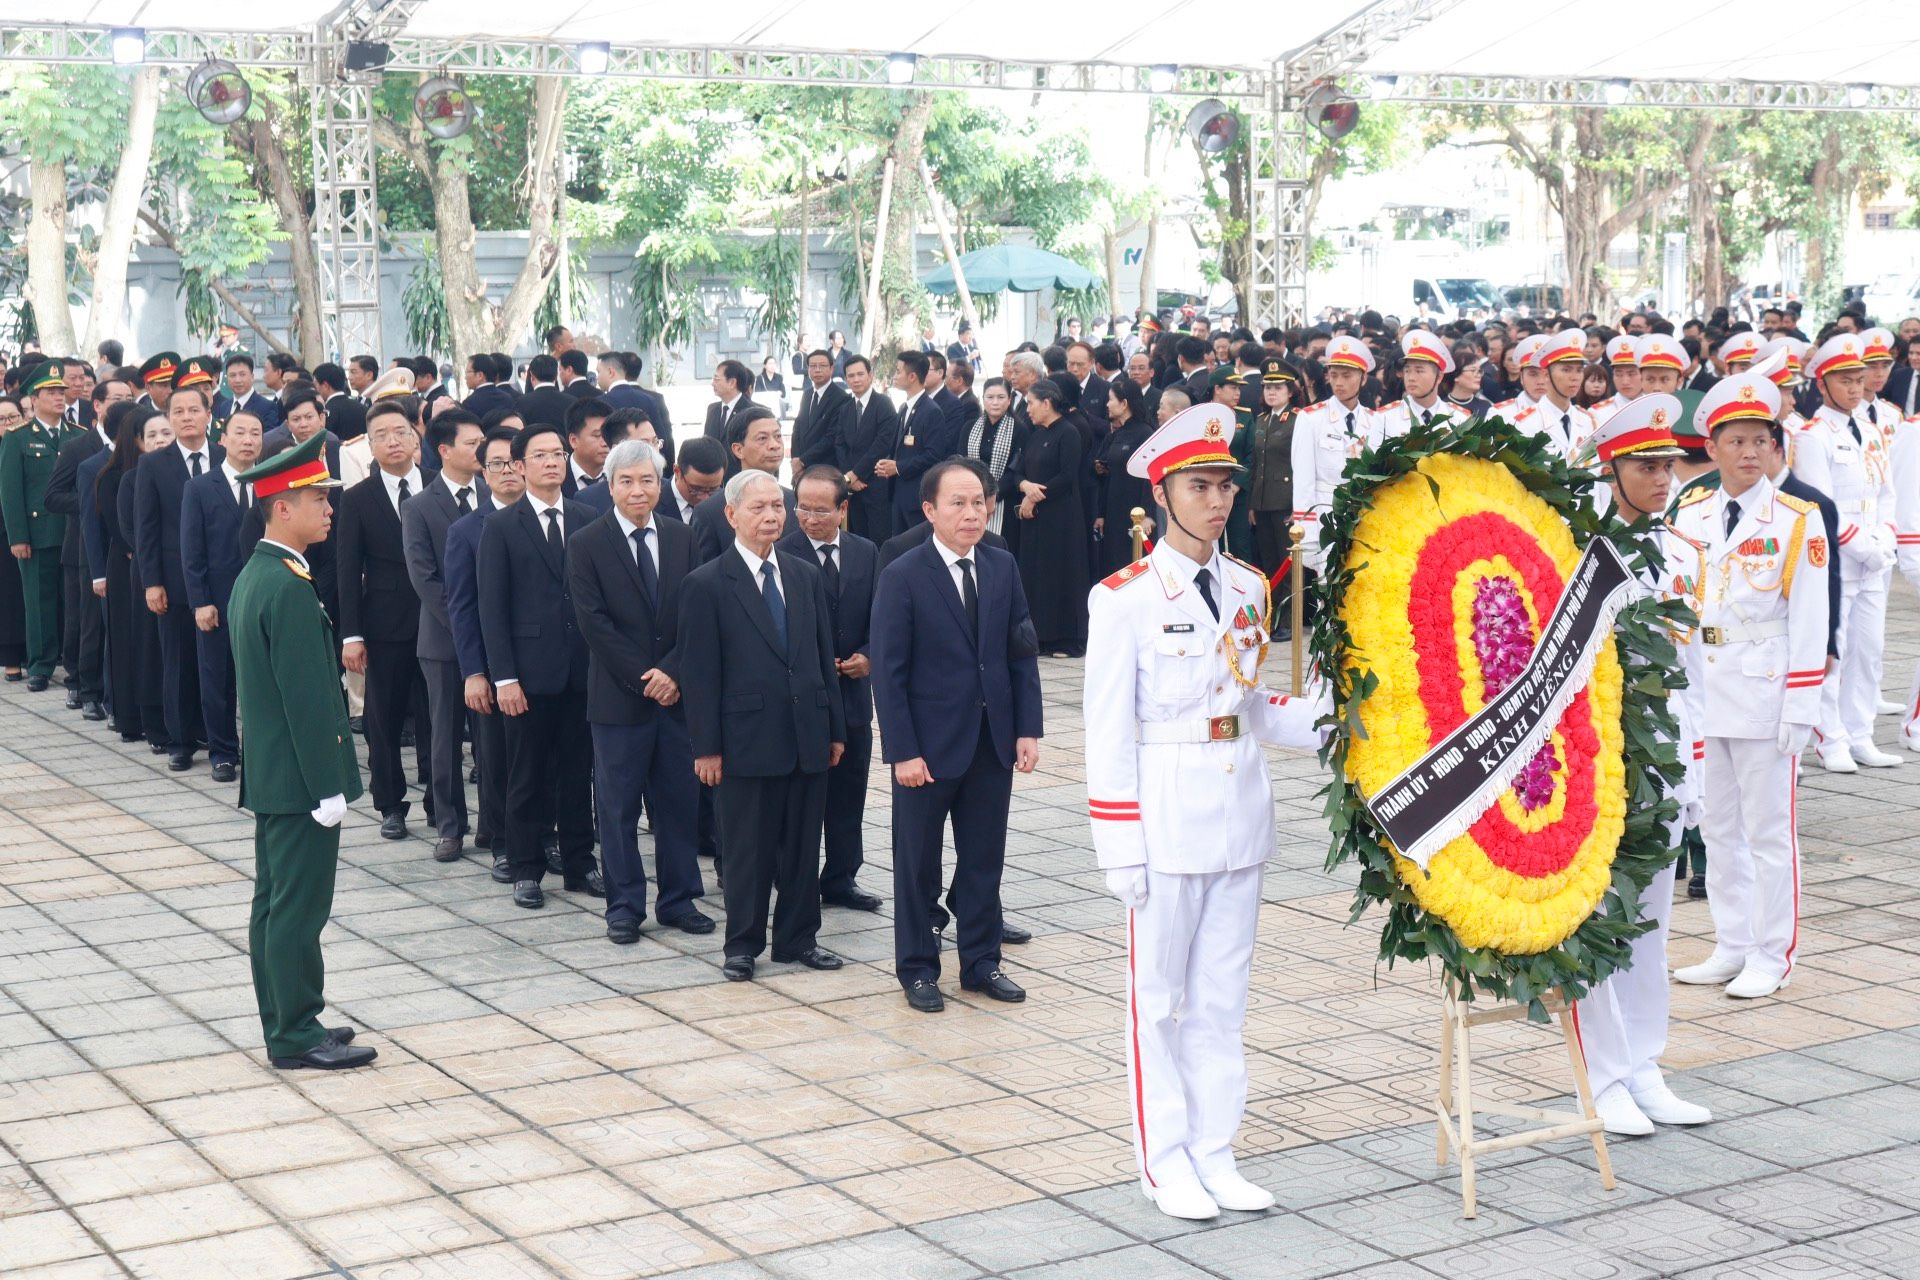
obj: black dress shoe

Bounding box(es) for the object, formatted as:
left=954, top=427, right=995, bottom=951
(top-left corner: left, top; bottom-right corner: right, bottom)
left=211, top=762, right=237, bottom=783
left=467, top=765, right=480, bottom=785
left=513, top=879, right=545, bottom=909
left=432, top=835, right=462, bottom=862
left=607, top=919, right=642, bottom=945
left=325, top=1025, right=357, bottom=1045
left=168, top=752, right=194, bottom=772
left=380, top=811, right=408, bottom=841
left=399, top=728, right=415, bottom=749
left=119, top=730, right=143, bottom=743
left=474, top=831, right=493, bottom=850
left=150, top=741, right=170, bottom=755
left=82, top=701, right=106, bottom=722
left=1688, top=873, right=1707, bottom=900
left=930, top=906, right=952, bottom=933
left=349, top=716, right=364, bottom=735
left=3, top=670, right=21, bottom=682
left=1002, top=922, right=1032, bottom=945
left=491, top=853, right=513, bottom=884
left=544, top=839, right=564, bottom=876
left=271, top=1041, right=377, bottom=1070
left=723, top=955, right=755, bottom=982
left=65, top=688, right=82, bottom=709
left=822, top=887, right=883, bottom=913
left=905, top=980, right=945, bottom=1013
left=26, top=675, right=50, bottom=692
left=961, top=968, right=1026, bottom=1002
left=563, top=868, right=606, bottom=898
left=660, top=910, right=716, bottom=935
left=772, top=946, right=844, bottom=971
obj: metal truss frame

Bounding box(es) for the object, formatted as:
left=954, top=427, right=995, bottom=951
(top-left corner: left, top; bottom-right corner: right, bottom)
left=0, top=23, right=308, bottom=67
left=1370, top=73, right=1920, bottom=112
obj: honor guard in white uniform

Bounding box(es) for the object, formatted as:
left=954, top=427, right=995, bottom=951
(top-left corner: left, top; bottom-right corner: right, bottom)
left=1290, top=335, right=1381, bottom=572
left=1534, top=330, right=1599, bottom=462
left=1634, top=333, right=1688, bottom=399
left=1893, top=391, right=1920, bottom=751
left=1376, top=329, right=1464, bottom=436
left=1671, top=375, right=1830, bottom=1000
left=1585, top=334, right=1643, bottom=424
left=1858, top=328, right=1909, bottom=721
left=1492, top=333, right=1549, bottom=425
left=1574, top=395, right=1714, bottom=1136
left=1084, top=403, right=1324, bottom=1222
left=1756, top=337, right=1809, bottom=431
left=1717, top=331, right=1763, bottom=378
left=1791, top=334, right=1900, bottom=771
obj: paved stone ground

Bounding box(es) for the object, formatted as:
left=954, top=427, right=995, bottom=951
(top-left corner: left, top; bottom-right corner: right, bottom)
left=4, top=593, right=1920, bottom=1279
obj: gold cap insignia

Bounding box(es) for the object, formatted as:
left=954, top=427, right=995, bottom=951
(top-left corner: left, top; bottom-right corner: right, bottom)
left=1205, top=419, right=1224, bottom=440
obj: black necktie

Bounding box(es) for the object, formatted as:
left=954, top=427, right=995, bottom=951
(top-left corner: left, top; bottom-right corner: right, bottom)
left=630, top=527, right=657, bottom=603
left=1195, top=567, right=1220, bottom=620
left=456, top=486, right=472, bottom=514
left=957, top=557, right=980, bottom=634
left=1344, top=410, right=1355, bottom=435
left=1561, top=412, right=1571, bottom=440
left=1849, top=413, right=1863, bottom=444
left=544, top=507, right=561, bottom=549
left=819, top=543, right=840, bottom=598
left=397, top=477, right=411, bottom=507
left=237, top=482, right=250, bottom=514
left=189, top=451, right=203, bottom=477
left=760, top=562, right=787, bottom=651
left=1724, top=498, right=1741, bottom=539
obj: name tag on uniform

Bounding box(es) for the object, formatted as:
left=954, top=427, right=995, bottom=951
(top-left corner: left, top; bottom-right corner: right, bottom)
left=1162, top=623, right=1195, bottom=633
left=902, top=435, right=915, bottom=447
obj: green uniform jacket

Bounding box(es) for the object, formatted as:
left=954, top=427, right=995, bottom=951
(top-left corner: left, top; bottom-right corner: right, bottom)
left=229, top=541, right=364, bottom=814
left=0, top=419, right=78, bottom=548
left=1226, top=406, right=1255, bottom=559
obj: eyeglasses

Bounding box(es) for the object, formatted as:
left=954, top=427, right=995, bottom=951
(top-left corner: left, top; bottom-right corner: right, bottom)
left=796, top=506, right=840, bottom=520
left=679, top=478, right=723, bottom=496
left=482, top=459, right=516, bottom=473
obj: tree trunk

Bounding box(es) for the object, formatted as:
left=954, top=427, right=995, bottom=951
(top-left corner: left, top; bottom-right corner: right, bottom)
left=1138, top=206, right=1158, bottom=321
left=488, top=75, right=568, bottom=353
left=876, top=92, right=935, bottom=367
left=84, top=65, right=160, bottom=354
left=922, top=159, right=978, bottom=336
left=1222, top=137, right=1251, bottom=323
left=25, top=153, right=77, bottom=357
left=231, top=98, right=325, bottom=363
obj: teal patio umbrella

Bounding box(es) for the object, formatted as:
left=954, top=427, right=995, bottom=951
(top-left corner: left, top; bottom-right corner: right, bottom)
left=921, top=243, right=1097, bottom=295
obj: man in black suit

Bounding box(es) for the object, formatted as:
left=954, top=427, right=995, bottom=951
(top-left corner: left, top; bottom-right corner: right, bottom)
left=181, top=410, right=264, bottom=783
left=570, top=438, right=711, bottom=944
left=1176, top=336, right=1213, bottom=407
left=477, top=423, right=599, bottom=909
left=212, top=353, right=280, bottom=430
left=45, top=376, right=127, bottom=719
left=462, top=354, right=515, bottom=421
left=403, top=408, right=490, bottom=862
left=135, top=384, right=224, bottom=770
left=338, top=400, right=432, bottom=841
left=789, top=349, right=856, bottom=481
left=942, top=359, right=980, bottom=439
left=1886, top=351, right=1920, bottom=417
left=314, top=362, right=368, bottom=445
left=878, top=515, right=1007, bottom=573
left=558, top=350, right=596, bottom=400
left=839, top=355, right=898, bottom=543
left=658, top=437, right=727, bottom=526
left=516, top=354, right=573, bottom=429
left=690, top=408, right=792, bottom=563
left=597, top=351, right=672, bottom=443
left=882, top=350, right=954, bottom=533
left=703, top=360, right=755, bottom=477
left=446, top=428, right=518, bottom=878
left=562, top=397, right=614, bottom=497
left=1067, top=341, right=1110, bottom=432
left=782, top=467, right=882, bottom=912
left=679, top=468, right=846, bottom=982
left=871, top=459, right=1044, bottom=1012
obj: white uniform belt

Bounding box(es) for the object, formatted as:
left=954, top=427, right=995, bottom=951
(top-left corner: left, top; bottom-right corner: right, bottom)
left=1137, top=715, right=1244, bottom=744
left=1838, top=500, right=1873, bottom=515
left=1700, top=619, right=1788, bottom=645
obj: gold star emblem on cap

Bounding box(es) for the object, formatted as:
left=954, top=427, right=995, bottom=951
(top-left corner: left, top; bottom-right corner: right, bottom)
left=1741, top=384, right=1755, bottom=399
left=1651, top=409, right=1667, bottom=425
left=1650, top=341, right=1663, bottom=352
left=1205, top=419, right=1224, bottom=440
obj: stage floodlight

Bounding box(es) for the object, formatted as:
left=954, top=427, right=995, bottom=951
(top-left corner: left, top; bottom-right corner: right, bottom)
left=578, top=42, right=610, bottom=76
left=110, top=28, right=146, bottom=65
left=886, top=52, right=918, bottom=85
left=1149, top=64, right=1179, bottom=94
left=1847, top=83, right=1872, bottom=108
left=1371, top=74, right=1399, bottom=97
left=1603, top=78, right=1630, bottom=105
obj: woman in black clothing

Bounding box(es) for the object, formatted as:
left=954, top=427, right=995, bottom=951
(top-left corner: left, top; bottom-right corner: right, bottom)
left=1443, top=344, right=1495, bottom=419
left=966, top=378, right=1019, bottom=536
left=0, top=396, right=27, bottom=679
left=99, top=407, right=170, bottom=744
left=1094, top=377, right=1155, bottom=576
left=1010, top=380, right=1089, bottom=657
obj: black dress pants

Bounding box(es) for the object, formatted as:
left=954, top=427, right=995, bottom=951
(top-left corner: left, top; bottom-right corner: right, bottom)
left=156, top=593, right=204, bottom=753
left=892, top=719, right=1011, bottom=987
left=820, top=718, right=872, bottom=898
left=503, top=687, right=594, bottom=882
left=363, top=640, right=428, bottom=818
left=472, top=705, right=506, bottom=845
left=717, top=768, right=827, bottom=960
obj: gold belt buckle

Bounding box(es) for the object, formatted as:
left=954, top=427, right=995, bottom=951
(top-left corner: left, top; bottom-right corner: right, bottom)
left=1701, top=626, right=1724, bottom=645
left=1209, top=715, right=1241, bottom=741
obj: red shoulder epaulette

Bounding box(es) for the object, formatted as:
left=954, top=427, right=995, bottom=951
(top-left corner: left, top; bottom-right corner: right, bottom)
left=1101, top=558, right=1152, bottom=589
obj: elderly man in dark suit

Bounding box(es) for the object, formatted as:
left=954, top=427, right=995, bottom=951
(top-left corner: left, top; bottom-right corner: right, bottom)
left=690, top=407, right=792, bottom=563
left=516, top=354, right=574, bottom=429
left=44, top=377, right=126, bottom=720
left=445, top=428, right=520, bottom=879
left=180, top=409, right=264, bottom=784
left=403, top=408, right=490, bottom=862
left=872, top=458, right=1044, bottom=1013
left=478, top=423, right=599, bottom=909
left=679, top=468, right=846, bottom=982
left=135, top=384, right=224, bottom=770
left=338, top=400, right=431, bottom=842
left=781, top=465, right=882, bottom=912
left=789, top=349, right=856, bottom=481
left=570, top=438, right=711, bottom=944
left=839, top=355, right=899, bottom=543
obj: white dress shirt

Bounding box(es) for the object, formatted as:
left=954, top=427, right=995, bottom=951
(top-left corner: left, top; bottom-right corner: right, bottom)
left=614, top=510, right=661, bottom=575
left=439, top=470, right=478, bottom=511
left=734, top=540, right=783, bottom=603
left=176, top=439, right=211, bottom=475
left=930, top=532, right=980, bottom=606
left=221, top=460, right=250, bottom=507
left=257, top=538, right=311, bottom=573
left=378, top=465, right=424, bottom=516
left=526, top=491, right=567, bottom=542
left=570, top=458, right=602, bottom=490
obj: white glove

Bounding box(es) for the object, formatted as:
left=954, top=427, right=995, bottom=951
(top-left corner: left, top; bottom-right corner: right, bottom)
left=1776, top=723, right=1812, bottom=758
left=1681, top=797, right=1705, bottom=829
left=310, top=793, right=347, bottom=827
left=1105, top=866, right=1149, bottom=909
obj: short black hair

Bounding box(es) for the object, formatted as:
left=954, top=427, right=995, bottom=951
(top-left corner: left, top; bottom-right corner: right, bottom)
left=559, top=349, right=589, bottom=377
left=92, top=377, right=128, bottom=404
left=527, top=353, right=558, bottom=384
left=675, top=435, right=726, bottom=476
left=223, top=352, right=255, bottom=372
left=350, top=354, right=380, bottom=378
left=920, top=456, right=987, bottom=506
left=267, top=352, right=300, bottom=374
left=715, top=359, right=753, bottom=397
left=842, top=354, right=871, bottom=377
left=511, top=421, right=565, bottom=461
left=97, top=339, right=124, bottom=365
left=480, top=407, right=524, bottom=432
left=425, top=406, right=481, bottom=459
left=312, top=362, right=346, bottom=391
left=948, top=360, right=975, bottom=389
left=1107, top=375, right=1145, bottom=421
left=543, top=324, right=570, bottom=348
left=604, top=407, right=651, bottom=445
left=565, top=396, right=612, bottom=435
left=1176, top=336, right=1208, bottom=365
left=806, top=348, right=833, bottom=367
left=796, top=464, right=849, bottom=506
left=480, top=426, right=518, bottom=460
left=281, top=387, right=323, bottom=420
left=1093, top=342, right=1124, bottom=374
left=895, top=349, right=930, bottom=382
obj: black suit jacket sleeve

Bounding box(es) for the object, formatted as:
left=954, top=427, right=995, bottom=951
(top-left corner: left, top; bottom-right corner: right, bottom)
left=132, top=455, right=166, bottom=590
left=810, top=561, right=848, bottom=746
left=401, top=495, right=450, bottom=638
left=677, top=567, right=724, bottom=758
left=476, top=512, right=519, bottom=685
left=569, top=521, right=661, bottom=699
left=852, top=399, right=900, bottom=482
left=336, top=481, right=371, bottom=641
left=1004, top=554, right=1046, bottom=739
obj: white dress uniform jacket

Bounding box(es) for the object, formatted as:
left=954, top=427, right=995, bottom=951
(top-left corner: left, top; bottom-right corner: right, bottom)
left=1890, top=412, right=1920, bottom=746
left=1374, top=397, right=1467, bottom=438
left=1289, top=399, right=1382, bottom=572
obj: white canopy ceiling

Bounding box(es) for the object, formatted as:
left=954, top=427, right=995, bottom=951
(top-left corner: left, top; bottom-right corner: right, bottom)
left=8, top=0, right=1920, bottom=87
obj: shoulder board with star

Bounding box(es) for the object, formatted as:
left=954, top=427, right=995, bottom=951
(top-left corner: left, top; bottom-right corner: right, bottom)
left=1100, top=558, right=1153, bottom=590
left=1222, top=551, right=1262, bottom=579
left=1676, top=486, right=1716, bottom=509
left=1775, top=492, right=1815, bottom=517
left=282, top=558, right=312, bottom=581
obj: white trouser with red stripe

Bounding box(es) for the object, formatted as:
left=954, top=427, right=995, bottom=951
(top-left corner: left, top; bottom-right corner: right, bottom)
left=1818, top=567, right=1890, bottom=752
left=1574, top=819, right=1679, bottom=1100
left=1125, top=863, right=1262, bottom=1191
left=1701, top=738, right=1800, bottom=980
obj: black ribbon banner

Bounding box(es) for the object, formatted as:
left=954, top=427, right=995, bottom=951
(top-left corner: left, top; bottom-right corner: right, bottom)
left=1364, top=537, right=1636, bottom=868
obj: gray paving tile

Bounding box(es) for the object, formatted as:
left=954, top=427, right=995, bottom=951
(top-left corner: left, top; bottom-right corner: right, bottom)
left=1159, top=1211, right=1393, bottom=1279
left=1235, top=1142, right=1419, bottom=1210
left=1669, top=1244, right=1901, bottom=1279
left=1418, top=1226, right=1655, bottom=1279
left=1823, top=1217, right=1920, bottom=1280
left=763, top=1229, right=978, bottom=1280
left=1060, top=1183, right=1239, bottom=1244
left=1684, top=1171, right=1908, bottom=1245
left=1560, top=1127, right=1786, bottom=1195
left=1302, top=1182, right=1519, bottom=1257
left=1804, top=1033, right=1920, bottom=1084
left=1007, top=1243, right=1219, bottom=1280
left=1697, top=1103, right=1901, bottom=1166
left=1820, top=1145, right=1920, bottom=1211
left=1551, top=1202, right=1790, bottom=1273
left=1457, top=1154, right=1658, bottom=1225
left=919, top=1199, right=1132, bottom=1272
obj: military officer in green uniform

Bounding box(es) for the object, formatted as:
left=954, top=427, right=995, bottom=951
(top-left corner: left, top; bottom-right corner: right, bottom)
left=228, top=430, right=376, bottom=1070
left=1, top=362, right=80, bottom=690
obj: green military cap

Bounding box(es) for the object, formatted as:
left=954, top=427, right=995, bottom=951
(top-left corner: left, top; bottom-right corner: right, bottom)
left=1208, top=365, right=1245, bottom=387
left=1261, top=356, right=1299, bottom=384
left=236, top=427, right=342, bottom=498
left=175, top=355, right=221, bottom=392
left=21, top=361, right=65, bottom=395
left=139, top=351, right=181, bottom=386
